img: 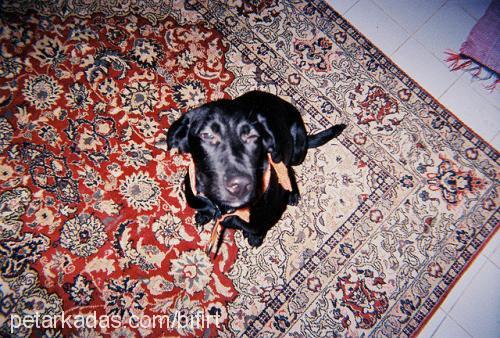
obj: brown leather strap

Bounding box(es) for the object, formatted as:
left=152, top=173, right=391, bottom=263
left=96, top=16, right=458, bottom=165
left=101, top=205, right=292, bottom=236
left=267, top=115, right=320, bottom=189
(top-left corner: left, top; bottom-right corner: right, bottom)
left=268, top=153, right=292, bottom=192
left=207, top=208, right=250, bottom=254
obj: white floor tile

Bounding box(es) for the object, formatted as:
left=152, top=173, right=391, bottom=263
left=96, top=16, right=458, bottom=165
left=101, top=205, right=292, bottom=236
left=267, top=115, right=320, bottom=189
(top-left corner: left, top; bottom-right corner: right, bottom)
left=414, top=1, right=476, bottom=60
left=490, top=248, right=500, bottom=269
left=484, top=231, right=500, bottom=268
left=372, top=0, right=446, bottom=35
left=392, top=37, right=459, bottom=97
left=439, top=75, right=500, bottom=142
left=451, top=0, right=492, bottom=20
left=325, top=0, right=360, bottom=14
left=343, top=0, right=409, bottom=54
left=466, top=75, right=500, bottom=109
left=434, top=316, right=472, bottom=337
left=440, top=254, right=487, bottom=312
left=492, top=132, right=500, bottom=152
left=449, top=260, right=500, bottom=337
left=481, top=231, right=500, bottom=259
left=419, top=308, right=446, bottom=338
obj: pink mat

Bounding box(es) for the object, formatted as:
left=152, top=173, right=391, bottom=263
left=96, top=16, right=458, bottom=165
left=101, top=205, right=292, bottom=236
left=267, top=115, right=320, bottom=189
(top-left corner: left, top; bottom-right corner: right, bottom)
left=461, top=0, right=500, bottom=73
left=446, top=0, right=499, bottom=90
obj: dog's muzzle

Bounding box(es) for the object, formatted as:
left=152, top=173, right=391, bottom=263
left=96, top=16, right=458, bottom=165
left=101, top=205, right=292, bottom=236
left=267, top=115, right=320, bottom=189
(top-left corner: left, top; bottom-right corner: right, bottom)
left=188, top=153, right=292, bottom=256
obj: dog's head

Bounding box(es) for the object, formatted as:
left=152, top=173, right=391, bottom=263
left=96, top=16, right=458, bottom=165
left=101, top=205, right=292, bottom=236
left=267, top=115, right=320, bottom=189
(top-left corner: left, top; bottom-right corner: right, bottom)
left=167, top=100, right=275, bottom=209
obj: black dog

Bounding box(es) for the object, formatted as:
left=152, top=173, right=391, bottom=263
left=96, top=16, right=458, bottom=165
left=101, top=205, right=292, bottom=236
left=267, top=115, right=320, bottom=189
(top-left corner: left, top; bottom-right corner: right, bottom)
left=167, top=91, right=346, bottom=248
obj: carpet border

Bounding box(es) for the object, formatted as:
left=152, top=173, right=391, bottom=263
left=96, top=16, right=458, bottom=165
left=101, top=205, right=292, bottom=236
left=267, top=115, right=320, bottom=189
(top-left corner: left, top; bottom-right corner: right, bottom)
left=315, top=0, right=499, bottom=335
left=410, top=219, right=499, bottom=337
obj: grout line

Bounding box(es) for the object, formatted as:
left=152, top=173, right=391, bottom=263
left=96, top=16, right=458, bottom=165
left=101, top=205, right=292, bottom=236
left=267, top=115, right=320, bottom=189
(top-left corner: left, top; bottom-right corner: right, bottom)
left=368, top=0, right=412, bottom=55
left=485, top=254, right=500, bottom=269
left=486, top=232, right=500, bottom=270
left=428, top=309, right=447, bottom=337
left=390, top=12, right=464, bottom=90
left=391, top=35, right=410, bottom=57
left=458, top=5, right=481, bottom=22
left=431, top=314, right=449, bottom=337
left=411, top=0, right=474, bottom=67
left=446, top=255, right=488, bottom=314
left=411, top=35, right=459, bottom=70
left=448, top=315, right=474, bottom=337
left=344, top=0, right=410, bottom=55
left=342, top=0, right=361, bottom=15
left=458, top=1, right=485, bottom=22
left=470, top=84, right=500, bottom=110
left=481, top=231, right=499, bottom=262
left=386, top=0, right=447, bottom=56
left=438, top=71, right=500, bottom=142
left=370, top=0, right=413, bottom=35
left=464, top=74, right=500, bottom=110
left=412, top=0, right=449, bottom=37
left=436, top=254, right=487, bottom=316
left=437, top=72, right=464, bottom=100
left=372, top=0, right=448, bottom=38
left=489, top=130, right=499, bottom=144
left=412, top=0, right=486, bottom=71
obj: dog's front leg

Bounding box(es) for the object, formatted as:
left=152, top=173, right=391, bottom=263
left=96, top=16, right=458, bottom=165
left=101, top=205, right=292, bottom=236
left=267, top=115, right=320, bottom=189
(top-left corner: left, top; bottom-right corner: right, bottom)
left=221, top=216, right=265, bottom=247
left=287, top=166, right=301, bottom=206
left=183, top=174, right=220, bottom=225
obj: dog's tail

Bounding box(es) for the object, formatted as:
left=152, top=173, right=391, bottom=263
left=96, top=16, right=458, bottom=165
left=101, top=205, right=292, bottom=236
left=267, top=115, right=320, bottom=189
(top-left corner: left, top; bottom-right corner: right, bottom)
left=307, top=124, right=347, bottom=149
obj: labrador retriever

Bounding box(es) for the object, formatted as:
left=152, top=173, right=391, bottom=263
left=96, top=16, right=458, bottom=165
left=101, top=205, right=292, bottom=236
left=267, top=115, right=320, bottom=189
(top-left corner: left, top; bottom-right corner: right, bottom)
left=167, top=90, right=346, bottom=249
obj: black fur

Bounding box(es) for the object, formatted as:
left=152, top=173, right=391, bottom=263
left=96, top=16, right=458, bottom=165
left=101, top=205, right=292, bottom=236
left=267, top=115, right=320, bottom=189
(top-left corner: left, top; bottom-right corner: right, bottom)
left=167, top=90, right=346, bottom=247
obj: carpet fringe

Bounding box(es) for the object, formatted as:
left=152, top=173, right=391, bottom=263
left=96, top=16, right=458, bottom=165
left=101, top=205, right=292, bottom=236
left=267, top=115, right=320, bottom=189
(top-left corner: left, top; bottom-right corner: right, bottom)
left=445, top=50, right=499, bottom=91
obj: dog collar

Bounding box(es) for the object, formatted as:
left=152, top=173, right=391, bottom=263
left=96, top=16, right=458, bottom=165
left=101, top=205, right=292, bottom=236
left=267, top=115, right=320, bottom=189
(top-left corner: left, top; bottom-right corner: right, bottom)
left=187, top=153, right=292, bottom=255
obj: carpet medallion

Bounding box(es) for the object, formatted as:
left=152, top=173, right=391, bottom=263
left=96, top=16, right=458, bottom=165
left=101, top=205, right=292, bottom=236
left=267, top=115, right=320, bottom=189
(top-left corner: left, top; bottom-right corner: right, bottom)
left=0, top=0, right=498, bottom=337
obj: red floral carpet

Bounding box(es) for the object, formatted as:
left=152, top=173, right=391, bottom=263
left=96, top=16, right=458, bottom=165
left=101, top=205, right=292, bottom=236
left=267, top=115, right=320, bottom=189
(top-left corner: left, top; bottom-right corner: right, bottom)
left=0, top=1, right=498, bottom=337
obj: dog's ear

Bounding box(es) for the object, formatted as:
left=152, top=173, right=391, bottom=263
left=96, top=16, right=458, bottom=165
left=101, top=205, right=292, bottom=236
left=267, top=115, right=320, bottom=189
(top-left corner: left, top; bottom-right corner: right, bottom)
left=167, top=112, right=192, bottom=153
left=257, top=113, right=283, bottom=162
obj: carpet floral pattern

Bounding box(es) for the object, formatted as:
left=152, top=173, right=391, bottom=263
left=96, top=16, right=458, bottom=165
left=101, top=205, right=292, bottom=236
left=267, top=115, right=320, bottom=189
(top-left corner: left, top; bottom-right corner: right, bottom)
left=0, top=0, right=498, bottom=337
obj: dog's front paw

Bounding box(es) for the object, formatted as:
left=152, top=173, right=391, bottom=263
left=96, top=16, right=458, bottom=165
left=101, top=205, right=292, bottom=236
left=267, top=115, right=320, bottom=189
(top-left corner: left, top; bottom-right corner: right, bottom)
left=221, top=215, right=245, bottom=230
left=243, top=231, right=264, bottom=247
left=195, top=212, right=212, bottom=226
left=288, top=191, right=300, bottom=206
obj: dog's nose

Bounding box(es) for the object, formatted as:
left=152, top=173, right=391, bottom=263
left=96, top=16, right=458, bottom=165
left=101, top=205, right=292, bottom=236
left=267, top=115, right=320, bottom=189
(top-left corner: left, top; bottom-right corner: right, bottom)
left=224, top=174, right=251, bottom=198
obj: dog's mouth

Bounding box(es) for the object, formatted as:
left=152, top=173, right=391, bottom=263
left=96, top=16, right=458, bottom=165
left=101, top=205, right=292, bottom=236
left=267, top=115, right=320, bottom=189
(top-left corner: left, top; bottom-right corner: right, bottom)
left=205, top=161, right=274, bottom=211
left=190, top=160, right=262, bottom=211
left=215, top=155, right=290, bottom=211
left=214, top=190, right=257, bottom=210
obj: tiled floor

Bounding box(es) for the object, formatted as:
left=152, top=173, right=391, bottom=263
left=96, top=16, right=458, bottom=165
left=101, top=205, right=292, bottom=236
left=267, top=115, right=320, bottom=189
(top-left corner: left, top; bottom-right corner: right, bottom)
left=326, top=0, right=500, bottom=337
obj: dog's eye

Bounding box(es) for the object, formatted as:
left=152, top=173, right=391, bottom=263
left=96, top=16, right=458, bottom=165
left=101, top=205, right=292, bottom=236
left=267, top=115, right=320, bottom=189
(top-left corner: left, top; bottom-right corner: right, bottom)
left=242, top=133, right=259, bottom=143
left=199, top=131, right=214, bottom=141
left=200, top=131, right=220, bottom=145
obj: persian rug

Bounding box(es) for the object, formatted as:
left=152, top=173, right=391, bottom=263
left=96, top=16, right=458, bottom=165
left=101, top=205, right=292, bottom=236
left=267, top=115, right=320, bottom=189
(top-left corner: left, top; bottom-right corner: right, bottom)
left=446, top=0, right=499, bottom=91
left=0, top=0, right=498, bottom=337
